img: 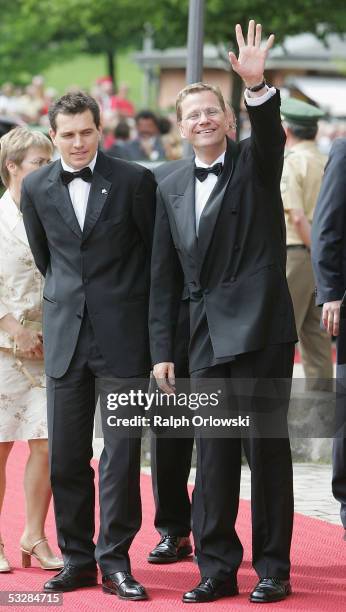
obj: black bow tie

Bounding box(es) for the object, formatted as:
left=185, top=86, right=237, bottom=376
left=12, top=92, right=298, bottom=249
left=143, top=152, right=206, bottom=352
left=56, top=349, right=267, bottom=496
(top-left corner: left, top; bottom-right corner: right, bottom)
left=194, top=162, right=223, bottom=182
left=61, top=166, right=93, bottom=186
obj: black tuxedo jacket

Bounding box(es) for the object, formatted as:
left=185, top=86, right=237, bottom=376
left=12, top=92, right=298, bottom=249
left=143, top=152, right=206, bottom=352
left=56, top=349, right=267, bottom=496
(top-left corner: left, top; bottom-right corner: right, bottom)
left=149, top=92, right=297, bottom=372
left=21, top=151, right=156, bottom=378
left=311, top=138, right=346, bottom=363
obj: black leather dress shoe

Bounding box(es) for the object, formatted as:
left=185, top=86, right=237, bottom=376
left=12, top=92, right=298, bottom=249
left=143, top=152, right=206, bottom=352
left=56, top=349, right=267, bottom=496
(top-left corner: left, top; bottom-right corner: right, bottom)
left=148, top=535, right=192, bottom=564
left=182, top=577, right=238, bottom=603
left=44, top=563, right=97, bottom=592
left=102, top=571, right=148, bottom=600
left=249, top=578, right=292, bottom=603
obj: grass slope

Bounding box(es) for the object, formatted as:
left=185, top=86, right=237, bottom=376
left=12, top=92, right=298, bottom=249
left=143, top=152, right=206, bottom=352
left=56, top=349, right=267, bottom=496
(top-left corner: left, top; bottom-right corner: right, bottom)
left=42, top=52, right=143, bottom=106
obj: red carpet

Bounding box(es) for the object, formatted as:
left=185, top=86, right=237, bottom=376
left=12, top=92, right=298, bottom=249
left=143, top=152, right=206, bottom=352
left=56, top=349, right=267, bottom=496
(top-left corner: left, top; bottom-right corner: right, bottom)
left=2, top=442, right=346, bottom=611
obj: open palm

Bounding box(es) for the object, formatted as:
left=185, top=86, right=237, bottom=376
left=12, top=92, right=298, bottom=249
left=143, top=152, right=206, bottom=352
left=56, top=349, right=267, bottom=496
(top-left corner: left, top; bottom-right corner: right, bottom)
left=229, top=20, right=275, bottom=88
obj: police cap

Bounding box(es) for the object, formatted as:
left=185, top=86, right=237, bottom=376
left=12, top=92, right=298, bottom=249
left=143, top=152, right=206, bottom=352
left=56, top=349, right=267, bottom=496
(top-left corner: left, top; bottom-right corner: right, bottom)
left=281, top=97, right=325, bottom=128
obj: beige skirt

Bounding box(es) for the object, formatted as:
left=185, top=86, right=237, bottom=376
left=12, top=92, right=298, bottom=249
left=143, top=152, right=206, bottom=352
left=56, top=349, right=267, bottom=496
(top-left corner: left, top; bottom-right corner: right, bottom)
left=0, top=351, right=47, bottom=442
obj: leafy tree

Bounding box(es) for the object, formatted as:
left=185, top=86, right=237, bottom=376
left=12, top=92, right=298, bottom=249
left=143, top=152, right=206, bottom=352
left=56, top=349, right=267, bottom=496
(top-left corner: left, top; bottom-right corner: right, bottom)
left=1, top=0, right=345, bottom=98
left=0, top=0, right=155, bottom=87
left=150, top=0, right=346, bottom=127
left=0, top=0, right=83, bottom=83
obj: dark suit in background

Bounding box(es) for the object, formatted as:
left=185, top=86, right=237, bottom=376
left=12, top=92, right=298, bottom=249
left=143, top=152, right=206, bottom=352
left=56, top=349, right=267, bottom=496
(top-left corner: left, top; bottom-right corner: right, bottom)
left=124, top=137, right=166, bottom=162
left=150, top=92, right=297, bottom=580
left=311, top=138, right=346, bottom=532
left=22, top=151, right=156, bottom=574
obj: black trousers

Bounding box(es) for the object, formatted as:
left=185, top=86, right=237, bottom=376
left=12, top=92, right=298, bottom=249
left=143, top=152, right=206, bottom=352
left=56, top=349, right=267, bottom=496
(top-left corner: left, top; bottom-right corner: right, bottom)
left=47, top=313, right=145, bottom=575
left=333, top=363, right=346, bottom=528
left=151, top=300, right=193, bottom=537
left=190, top=343, right=294, bottom=581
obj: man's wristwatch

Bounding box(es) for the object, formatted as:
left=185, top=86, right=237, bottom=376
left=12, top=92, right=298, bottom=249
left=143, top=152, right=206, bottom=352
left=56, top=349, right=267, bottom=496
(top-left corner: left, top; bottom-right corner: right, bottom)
left=246, top=79, right=267, bottom=92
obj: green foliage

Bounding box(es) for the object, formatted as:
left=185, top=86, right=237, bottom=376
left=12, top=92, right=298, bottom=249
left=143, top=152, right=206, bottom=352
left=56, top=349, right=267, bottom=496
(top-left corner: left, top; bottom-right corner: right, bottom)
left=0, top=0, right=81, bottom=83
left=150, top=0, right=346, bottom=48
left=1, top=0, right=345, bottom=85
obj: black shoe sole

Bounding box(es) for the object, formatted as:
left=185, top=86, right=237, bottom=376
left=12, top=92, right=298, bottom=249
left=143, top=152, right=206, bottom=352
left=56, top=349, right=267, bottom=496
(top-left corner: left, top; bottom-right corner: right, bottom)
left=249, top=589, right=292, bottom=603
left=44, top=580, right=98, bottom=593
left=147, top=545, right=193, bottom=564
left=182, top=587, right=239, bottom=603
left=102, top=585, right=148, bottom=600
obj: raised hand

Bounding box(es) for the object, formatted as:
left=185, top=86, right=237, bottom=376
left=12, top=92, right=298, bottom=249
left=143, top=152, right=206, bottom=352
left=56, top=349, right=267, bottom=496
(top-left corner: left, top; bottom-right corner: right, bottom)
left=228, top=20, right=274, bottom=88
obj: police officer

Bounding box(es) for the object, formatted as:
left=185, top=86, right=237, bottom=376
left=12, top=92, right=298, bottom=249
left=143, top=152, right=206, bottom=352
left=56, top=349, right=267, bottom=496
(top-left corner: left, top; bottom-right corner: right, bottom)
left=281, top=98, right=333, bottom=386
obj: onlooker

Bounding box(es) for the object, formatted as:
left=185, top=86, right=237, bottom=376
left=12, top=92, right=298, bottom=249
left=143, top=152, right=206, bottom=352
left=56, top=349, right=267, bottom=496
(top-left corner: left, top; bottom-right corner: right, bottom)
left=0, top=127, right=63, bottom=572
left=281, top=98, right=333, bottom=387
left=311, top=138, right=346, bottom=539
left=112, top=83, right=135, bottom=118
left=124, top=110, right=166, bottom=161
left=107, top=121, right=131, bottom=160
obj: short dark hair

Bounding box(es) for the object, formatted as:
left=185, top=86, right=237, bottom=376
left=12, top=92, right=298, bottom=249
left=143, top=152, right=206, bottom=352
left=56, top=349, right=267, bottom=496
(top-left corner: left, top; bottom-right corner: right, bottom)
left=49, top=91, right=101, bottom=132
left=157, top=116, right=172, bottom=135
left=114, top=121, right=130, bottom=140
left=286, top=122, right=318, bottom=141
left=135, top=110, right=159, bottom=128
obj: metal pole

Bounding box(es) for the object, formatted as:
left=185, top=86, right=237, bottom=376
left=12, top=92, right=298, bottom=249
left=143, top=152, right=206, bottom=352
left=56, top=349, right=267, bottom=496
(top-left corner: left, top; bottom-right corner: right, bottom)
left=184, top=0, right=205, bottom=157
left=186, top=0, right=205, bottom=85
left=142, top=23, right=154, bottom=108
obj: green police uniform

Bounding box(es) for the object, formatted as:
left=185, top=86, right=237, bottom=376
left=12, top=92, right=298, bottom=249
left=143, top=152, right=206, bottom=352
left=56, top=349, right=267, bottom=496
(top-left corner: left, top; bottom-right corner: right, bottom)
left=281, top=98, right=333, bottom=383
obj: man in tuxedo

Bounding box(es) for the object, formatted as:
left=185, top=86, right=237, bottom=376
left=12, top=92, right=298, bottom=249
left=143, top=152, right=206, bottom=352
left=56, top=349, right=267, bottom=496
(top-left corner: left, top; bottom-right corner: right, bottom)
left=311, top=138, right=346, bottom=539
left=21, top=92, right=156, bottom=599
left=150, top=21, right=297, bottom=603
left=148, top=110, right=237, bottom=564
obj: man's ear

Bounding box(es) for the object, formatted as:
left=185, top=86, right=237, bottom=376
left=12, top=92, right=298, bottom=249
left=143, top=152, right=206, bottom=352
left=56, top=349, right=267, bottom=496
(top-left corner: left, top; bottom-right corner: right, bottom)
left=178, top=122, right=186, bottom=140
left=49, top=129, right=57, bottom=146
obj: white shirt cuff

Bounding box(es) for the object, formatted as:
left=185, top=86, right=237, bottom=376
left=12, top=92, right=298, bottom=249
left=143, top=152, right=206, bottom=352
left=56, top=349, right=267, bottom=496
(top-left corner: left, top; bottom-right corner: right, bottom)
left=244, top=86, right=276, bottom=106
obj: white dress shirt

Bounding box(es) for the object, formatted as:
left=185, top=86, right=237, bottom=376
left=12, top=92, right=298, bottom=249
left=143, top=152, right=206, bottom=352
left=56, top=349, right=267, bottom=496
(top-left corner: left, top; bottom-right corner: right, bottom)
left=195, top=152, right=225, bottom=235
left=61, top=152, right=98, bottom=230
left=194, top=86, right=276, bottom=236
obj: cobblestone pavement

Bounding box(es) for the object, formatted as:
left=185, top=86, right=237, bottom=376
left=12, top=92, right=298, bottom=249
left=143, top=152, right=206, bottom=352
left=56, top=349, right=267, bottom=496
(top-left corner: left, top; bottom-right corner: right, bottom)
left=139, top=463, right=342, bottom=527
left=94, top=438, right=341, bottom=527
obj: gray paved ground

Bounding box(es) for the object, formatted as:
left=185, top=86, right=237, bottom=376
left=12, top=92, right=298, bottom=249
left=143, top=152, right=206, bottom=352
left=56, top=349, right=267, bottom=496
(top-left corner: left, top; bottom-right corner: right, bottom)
left=141, top=463, right=342, bottom=527
left=93, top=436, right=341, bottom=527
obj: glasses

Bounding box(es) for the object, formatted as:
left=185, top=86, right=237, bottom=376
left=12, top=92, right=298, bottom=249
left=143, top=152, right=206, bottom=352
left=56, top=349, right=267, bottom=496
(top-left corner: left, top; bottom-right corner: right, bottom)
left=182, top=107, right=223, bottom=122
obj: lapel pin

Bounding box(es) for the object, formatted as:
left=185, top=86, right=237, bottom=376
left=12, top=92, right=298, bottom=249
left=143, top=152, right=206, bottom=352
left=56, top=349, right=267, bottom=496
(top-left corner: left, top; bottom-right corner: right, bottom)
left=102, top=188, right=108, bottom=195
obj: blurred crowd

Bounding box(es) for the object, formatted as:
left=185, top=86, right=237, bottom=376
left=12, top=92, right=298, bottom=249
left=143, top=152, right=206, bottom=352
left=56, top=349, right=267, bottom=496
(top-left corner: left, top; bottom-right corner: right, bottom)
left=1, top=74, right=346, bottom=162
left=0, top=75, right=183, bottom=163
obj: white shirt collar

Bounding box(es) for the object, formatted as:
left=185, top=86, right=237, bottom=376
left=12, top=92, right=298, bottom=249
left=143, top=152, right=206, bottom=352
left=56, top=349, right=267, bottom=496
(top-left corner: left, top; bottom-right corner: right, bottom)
left=61, top=151, right=98, bottom=173
left=194, top=151, right=225, bottom=168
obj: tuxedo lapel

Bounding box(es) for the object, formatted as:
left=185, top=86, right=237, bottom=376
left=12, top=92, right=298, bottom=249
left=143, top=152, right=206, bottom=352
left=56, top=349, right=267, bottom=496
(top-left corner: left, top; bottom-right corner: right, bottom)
left=197, top=139, right=238, bottom=268
left=168, top=161, right=198, bottom=259
left=47, top=162, right=82, bottom=239
left=82, top=157, right=112, bottom=242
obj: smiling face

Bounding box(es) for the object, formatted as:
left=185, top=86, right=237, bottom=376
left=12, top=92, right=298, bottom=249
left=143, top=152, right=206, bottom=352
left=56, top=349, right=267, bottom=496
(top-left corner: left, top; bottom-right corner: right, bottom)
left=49, top=109, right=101, bottom=169
left=178, top=90, right=229, bottom=161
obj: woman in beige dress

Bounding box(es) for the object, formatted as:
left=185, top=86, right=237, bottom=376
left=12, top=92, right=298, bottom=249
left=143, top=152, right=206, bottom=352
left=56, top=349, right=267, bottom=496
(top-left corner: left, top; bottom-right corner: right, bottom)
left=0, top=127, right=63, bottom=572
